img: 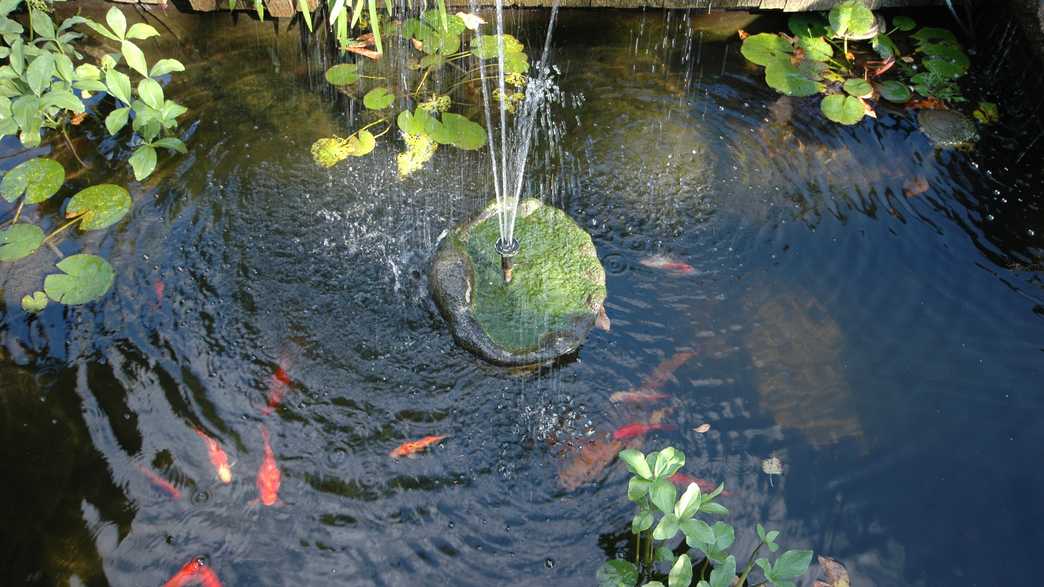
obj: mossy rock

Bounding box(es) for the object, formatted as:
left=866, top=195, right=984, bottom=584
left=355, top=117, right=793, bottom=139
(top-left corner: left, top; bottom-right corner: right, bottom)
left=431, top=199, right=607, bottom=366
left=917, top=109, right=978, bottom=148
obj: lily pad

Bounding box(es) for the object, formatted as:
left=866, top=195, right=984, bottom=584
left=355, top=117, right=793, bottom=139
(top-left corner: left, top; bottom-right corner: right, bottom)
left=788, top=14, right=829, bottom=38
left=363, top=87, right=395, bottom=110
left=828, top=0, right=876, bottom=39
left=44, top=254, right=115, bottom=305
left=740, top=33, right=792, bottom=67
left=0, top=222, right=44, bottom=261
left=65, top=184, right=132, bottom=231
left=877, top=80, right=911, bottom=103
left=347, top=130, right=376, bottom=156
left=797, top=36, right=832, bottom=62
left=21, top=291, right=48, bottom=313
left=325, top=63, right=359, bottom=86
left=765, top=59, right=825, bottom=97
left=471, top=33, right=524, bottom=60
left=432, top=113, right=486, bottom=150
left=893, top=15, right=916, bottom=31
left=842, top=78, right=873, bottom=98
left=1, top=157, right=65, bottom=204
left=821, top=94, right=865, bottom=125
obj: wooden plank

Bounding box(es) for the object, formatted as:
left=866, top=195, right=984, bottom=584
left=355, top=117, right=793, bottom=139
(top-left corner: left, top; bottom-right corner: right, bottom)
left=760, top=0, right=790, bottom=9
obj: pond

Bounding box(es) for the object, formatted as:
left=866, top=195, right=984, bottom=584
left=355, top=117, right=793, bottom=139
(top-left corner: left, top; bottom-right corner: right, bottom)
left=0, top=4, right=1042, bottom=586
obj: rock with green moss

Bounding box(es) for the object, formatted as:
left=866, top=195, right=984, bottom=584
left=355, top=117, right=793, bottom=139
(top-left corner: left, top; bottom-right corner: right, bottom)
left=431, top=199, right=607, bottom=366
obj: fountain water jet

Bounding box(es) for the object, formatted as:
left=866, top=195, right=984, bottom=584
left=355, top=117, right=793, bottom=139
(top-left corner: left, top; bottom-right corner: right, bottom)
left=430, top=2, right=609, bottom=366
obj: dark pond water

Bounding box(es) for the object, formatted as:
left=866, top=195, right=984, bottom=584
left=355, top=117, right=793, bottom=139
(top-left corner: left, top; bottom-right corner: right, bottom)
left=1, top=6, right=1042, bottom=586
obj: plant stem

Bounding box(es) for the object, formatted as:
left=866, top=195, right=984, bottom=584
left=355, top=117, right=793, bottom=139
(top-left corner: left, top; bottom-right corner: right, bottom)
left=43, top=216, right=81, bottom=244
left=698, top=556, right=709, bottom=580
left=736, top=542, right=764, bottom=586
left=414, top=65, right=433, bottom=95
left=61, top=126, right=88, bottom=169
left=635, top=532, right=641, bottom=565
left=357, top=118, right=387, bottom=133
left=10, top=200, right=25, bottom=225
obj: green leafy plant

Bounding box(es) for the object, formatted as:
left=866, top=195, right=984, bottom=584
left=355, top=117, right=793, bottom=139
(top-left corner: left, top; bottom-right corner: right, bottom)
left=740, top=0, right=971, bottom=125
left=0, top=3, right=188, bottom=179
left=313, top=10, right=531, bottom=177
left=0, top=157, right=130, bottom=311
left=597, top=447, right=812, bottom=587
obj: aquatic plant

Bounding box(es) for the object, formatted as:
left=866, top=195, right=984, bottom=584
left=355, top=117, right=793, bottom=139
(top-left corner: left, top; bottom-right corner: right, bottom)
left=314, top=9, right=529, bottom=177
left=740, top=0, right=971, bottom=125
left=598, top=447, right=812, bottom=587
left=0, top=157, right=129, bottom=311
left=0, top=3, right=188, bottom=179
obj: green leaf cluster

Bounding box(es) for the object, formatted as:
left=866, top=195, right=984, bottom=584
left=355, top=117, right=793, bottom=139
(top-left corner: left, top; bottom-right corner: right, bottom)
left=599, top=447, right=812, bottom=587
left=0, top=157, right=128, bottom=309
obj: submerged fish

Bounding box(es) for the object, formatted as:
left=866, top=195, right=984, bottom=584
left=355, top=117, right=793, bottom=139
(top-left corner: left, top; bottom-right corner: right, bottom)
left=154, top=280, right=165, bottom=302
left=138, top=465, right=181, bottom=500
left=162, top=558, right=206, bottom=587
left=639, top=350, right=697, bottom=390
left=389, top=435, right=447, bottom=458
left=669, top=473, right=731, bottom=496
left=194, top=428, right=232, bottom=484
left=557, top=438, right=626, bottom=491
left=609, top=389, right=669, bottom=403
left=256, top=425, right=282, bottom=506
left=261, top=358, right=293, bottom=416
left=639, top=255, right=695, bottom=274
left=612, top=422, right=672, bottom=440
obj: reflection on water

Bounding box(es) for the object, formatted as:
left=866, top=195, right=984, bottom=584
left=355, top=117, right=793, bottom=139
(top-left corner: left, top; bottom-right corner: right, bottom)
left=0, top=5, right=1043, bottom=587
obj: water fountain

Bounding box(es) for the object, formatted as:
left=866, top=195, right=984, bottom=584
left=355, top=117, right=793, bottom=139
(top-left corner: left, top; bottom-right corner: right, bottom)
left=430, top=3, right=608, bottom=366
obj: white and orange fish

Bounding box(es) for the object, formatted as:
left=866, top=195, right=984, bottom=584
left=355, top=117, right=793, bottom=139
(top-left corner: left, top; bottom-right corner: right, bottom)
left=138, top=464, right=181, bottom=500
left=162, top=558, right=206, bottom=587
left=194, top=428, right=232, bottom=484
left=256, top=425, right=282, bottom=506
left=609, top=389, right=670, bottom=403
left=389, top=435, right=447, bottom=458
left=639, top=255, right=695, bottom=275
left=261, top=357, right=293, bottom=416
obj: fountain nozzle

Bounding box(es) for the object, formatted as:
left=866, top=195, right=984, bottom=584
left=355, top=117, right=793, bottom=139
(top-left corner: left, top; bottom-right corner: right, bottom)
left=495, top=237, right=520, bottom=284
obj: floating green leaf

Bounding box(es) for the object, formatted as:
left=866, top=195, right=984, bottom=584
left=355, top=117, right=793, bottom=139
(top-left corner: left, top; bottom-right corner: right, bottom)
left=66, top=184, right=131, bottom=231
left=797, top=35, right=832, bottom=62
left=842, top=78, right=873, bottom=98
left=877, top=80, right=911, bottom=102
left=432, top=112, right=486, bottom=150
left=347, top=130, right=376, bottom=156
left=0, top=223, right=44, bottom=261
left=325, top=63, right=359, bottom=86
left=893, top=15, right=916, bottom=31
left=471, top=34, right=524, bottom=60
left=828, top=0, right=875, bottom=38
left=788, top=14, right=829, bottom=38
left=872, top=33, right=899, bottom=59
left=363, top=86, right=394, bottom=110
left=764, top=59, right=825, bottom=97
left=21, top=290, right=48, bottom=313
left=596, top=560, right=638, bottom=587
left=821, top=94, right=865, bottom=125
left=973, top=101, right=999, bottom=124
left=44, top=254, right=115, bottom=305
left=1, top=157, right=64, bottom=204
left=740, top=33, right=792, bottom=67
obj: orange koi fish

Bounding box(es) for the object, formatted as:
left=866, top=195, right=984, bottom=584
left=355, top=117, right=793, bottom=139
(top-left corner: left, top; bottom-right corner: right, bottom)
left=197, top=566, right=223, bottom=587
left=639, top=255, right=695, bottom=275
left=261, top=359, right=292, bottom=416
left=669, top=473, right=731, bottom=496
left=256, top=425, right=282, bottom=506
left=137, top=464, right=181, bottom=500
left=389, top=435, right=447, bottom=458
left=609, top=389, right=670, bottom=403
left=639, top=350, right=697, bottom=391
left=612, top=422, right=672, bottom=441
left=194, top=428, right=232, bottom=484
left=162, top=558, right=206, bottom=587
left=154, top=280, right=165, bottom=302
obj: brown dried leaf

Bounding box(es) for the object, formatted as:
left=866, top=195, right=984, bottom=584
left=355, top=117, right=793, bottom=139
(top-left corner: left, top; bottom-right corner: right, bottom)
left=347, top=46, right=382, bottom=61
left=694, top=423, right=711, bottom=433
left=903, top=176, right=930, bottom=198
left=817, top=555, right=851, bottom=587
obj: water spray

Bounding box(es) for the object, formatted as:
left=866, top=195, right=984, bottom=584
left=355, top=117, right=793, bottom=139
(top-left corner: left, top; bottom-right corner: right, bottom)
left=495, top=237, right=520, bottom=284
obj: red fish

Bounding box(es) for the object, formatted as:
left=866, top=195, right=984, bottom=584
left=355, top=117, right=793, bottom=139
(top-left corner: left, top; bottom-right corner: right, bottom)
left=194, top=428, right=232, bottom=484
left=670, top=473, right=731, bottom=496
left=138, top=464, right=181, bottom=500
left=162, top=558, right=206, bottom=587
left=609, top=389, right=670, bottom=403
left=154, top=280, right=165, bottom=301
left=612, top=422, right=672, bottom=440
left=256, top=425, right=281, bottom=506
left=639, top=255, right=695, bottom=275
left=197, top=566, right=223, bottom=587
left=389, top=435, right=447, bottom=458
left=261, top=358, right=293, bottom=416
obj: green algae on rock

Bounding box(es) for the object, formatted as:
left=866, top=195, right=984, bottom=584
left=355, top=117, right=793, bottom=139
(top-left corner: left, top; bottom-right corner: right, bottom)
left=431, top=199, right=607, bottom=366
